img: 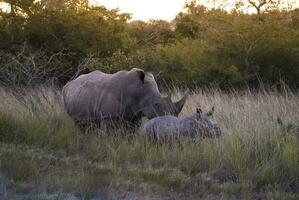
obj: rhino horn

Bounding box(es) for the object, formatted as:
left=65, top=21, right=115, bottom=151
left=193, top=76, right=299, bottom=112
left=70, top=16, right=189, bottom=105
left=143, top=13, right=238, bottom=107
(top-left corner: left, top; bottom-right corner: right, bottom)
left=174, top=90, right=189, bottom=113
left=166, top=93, right=172, bottom=100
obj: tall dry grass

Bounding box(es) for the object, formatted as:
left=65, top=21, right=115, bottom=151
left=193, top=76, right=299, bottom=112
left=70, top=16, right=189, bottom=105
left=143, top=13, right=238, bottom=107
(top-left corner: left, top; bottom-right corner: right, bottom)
left=0, top=86, right=298, bottom=198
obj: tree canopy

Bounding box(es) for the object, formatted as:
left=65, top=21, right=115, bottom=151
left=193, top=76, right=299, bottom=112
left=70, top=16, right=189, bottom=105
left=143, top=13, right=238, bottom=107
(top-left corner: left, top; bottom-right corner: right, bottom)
left=0, top=0, right=298, bottom=88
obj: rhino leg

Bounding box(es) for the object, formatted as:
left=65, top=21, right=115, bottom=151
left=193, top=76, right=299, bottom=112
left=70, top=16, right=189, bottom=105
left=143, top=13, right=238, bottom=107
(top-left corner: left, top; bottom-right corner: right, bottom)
left=73, top=116, right=142, bottom=133
left=97, top=116, right=142, bottom=133
left=73, top=118, right=102, bottom=133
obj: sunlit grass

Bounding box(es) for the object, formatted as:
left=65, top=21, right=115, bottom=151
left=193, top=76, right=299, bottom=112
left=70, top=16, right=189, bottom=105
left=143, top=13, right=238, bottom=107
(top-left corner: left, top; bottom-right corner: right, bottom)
left=0, top=86, right=298, bottom=198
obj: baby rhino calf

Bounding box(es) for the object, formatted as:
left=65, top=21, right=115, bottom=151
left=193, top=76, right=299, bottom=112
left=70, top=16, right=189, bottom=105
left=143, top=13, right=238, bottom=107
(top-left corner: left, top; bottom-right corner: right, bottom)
left=143, top=107, right=221, bottom=141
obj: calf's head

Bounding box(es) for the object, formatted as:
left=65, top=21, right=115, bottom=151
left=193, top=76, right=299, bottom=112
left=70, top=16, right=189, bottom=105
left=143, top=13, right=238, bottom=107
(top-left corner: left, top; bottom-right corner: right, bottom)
left=195, top=107, right=222, bottom=137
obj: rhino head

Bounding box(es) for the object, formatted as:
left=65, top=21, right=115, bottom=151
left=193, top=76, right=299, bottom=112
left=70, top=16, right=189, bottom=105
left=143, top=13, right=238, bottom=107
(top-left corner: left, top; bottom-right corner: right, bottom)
left=195, top=107, right=222, bottom=137
left=130, top=68, right=188, bottom=119
left=142, top=93, right=188, bottom=119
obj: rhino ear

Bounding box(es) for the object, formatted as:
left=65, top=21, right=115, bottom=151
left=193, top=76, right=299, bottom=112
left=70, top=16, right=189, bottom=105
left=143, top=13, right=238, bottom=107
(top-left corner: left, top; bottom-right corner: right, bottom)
left=135, top=69, right=145, bottom=84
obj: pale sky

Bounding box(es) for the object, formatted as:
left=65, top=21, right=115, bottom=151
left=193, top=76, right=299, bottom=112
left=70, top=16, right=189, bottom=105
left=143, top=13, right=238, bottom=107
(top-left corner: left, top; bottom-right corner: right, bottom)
left=92, top=0, right=187, bottom=21
left=1, top=0, right=299, bottom=21
left=91, top=0, right=299, bottom=21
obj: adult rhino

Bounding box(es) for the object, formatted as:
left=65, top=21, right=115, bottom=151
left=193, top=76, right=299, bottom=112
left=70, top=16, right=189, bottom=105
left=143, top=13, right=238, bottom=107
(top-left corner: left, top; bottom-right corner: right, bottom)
left=62, top=68, right=187, bottom=128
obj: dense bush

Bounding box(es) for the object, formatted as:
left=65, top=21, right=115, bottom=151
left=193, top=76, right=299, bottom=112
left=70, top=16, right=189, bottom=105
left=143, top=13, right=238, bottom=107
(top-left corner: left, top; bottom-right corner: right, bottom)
left=0, top=0, right=298, bottom=88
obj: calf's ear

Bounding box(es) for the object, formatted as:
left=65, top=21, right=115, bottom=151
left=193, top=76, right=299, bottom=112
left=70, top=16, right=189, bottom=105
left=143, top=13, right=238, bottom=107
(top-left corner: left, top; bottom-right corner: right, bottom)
left=207, top=106, right=215, bottom=116
left=277, top=117, right=283, bottom=126
left=196, top=108, right=202, bottom=114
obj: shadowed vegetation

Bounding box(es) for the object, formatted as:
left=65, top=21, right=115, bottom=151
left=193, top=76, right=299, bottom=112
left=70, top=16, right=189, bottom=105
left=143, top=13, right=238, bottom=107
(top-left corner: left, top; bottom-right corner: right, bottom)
left=0, top=86, right=298, bottom=199
left=0, top=0, right=298, bottom=88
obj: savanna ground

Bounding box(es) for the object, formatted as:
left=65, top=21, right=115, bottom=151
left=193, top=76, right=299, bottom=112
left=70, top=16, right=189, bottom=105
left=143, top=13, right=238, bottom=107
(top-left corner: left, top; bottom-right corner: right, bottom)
left=0, top=85, right=298, bottom=200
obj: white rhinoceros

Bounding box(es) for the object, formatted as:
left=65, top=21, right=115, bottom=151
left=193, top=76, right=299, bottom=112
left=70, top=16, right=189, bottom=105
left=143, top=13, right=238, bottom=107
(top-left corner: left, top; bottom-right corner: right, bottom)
left=62, top=68, right=187, bottom=128
left=143, top=107, right=222, bottom=141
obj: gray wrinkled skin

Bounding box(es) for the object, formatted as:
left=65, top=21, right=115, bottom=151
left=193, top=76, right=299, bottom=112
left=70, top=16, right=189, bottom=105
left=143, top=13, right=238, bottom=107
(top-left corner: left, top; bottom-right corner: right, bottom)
left=143, top=107, right=221, bottom=141
left=62, top=68, right=187, bottom=128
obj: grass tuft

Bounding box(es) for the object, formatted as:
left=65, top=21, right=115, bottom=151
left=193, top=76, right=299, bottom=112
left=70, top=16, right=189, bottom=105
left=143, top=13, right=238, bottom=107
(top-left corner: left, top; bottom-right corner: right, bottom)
left=0, top=86, right=298, bottom=198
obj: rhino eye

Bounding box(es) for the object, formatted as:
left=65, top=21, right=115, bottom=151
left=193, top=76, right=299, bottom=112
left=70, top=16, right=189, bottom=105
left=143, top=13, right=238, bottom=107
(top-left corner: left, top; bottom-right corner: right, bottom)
left=154, top=103, right=159, bottom=107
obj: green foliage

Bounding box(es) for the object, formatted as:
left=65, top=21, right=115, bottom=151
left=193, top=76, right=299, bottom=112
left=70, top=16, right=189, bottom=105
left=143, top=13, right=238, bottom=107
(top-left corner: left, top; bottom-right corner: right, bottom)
left=0, top=113, right=22, bottom=142
left=24, top=6, right=131, bottom=57
left=0, top=0, right=132, bottom=85
left=139, top=39, right=243, bottom=87
left=0, top=0, right=298, bottom=87
left=128, top=19, right=176, bottom=46
left=0, top=87, right=78, bottom=149
left=170, top=3, right=299, bottom=87
left=279, top=136, right=299, bottom=178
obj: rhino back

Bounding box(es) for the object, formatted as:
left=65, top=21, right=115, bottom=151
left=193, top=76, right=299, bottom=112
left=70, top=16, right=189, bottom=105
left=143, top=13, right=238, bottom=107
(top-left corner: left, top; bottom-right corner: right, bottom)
left=143, top=116, right=180, bottom=139
left=63, top=70, right=136, bottom=121
left=179, top=117, right=198, bottom=138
